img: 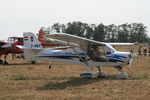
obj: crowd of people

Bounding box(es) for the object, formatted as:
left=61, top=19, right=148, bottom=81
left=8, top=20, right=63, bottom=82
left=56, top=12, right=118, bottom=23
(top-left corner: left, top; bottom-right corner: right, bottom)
left=138, top=45, right=150, bottom=56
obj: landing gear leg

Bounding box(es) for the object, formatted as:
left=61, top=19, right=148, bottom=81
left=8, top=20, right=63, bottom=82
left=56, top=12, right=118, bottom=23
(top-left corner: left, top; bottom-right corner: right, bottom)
left=114, top=66, right=128, bottom=79
left=3, top=54, right=8, bottom=65
left=96, top=66, right=107, bottom=78
left=97, top=66, right=101, bottom=78
left=0, top=55, right=3, bottom=64
left=31, top=61, right=36, bottom=64
left=48, top=62, right=52, bottom=69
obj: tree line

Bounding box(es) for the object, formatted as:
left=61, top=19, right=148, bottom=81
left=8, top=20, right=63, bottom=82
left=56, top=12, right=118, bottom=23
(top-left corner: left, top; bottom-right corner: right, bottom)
left=47, top=21, right=150, bottom=43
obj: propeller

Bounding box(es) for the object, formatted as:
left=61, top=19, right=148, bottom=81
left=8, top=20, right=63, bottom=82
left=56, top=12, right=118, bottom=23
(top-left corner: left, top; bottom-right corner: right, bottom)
left=2, top=42, right=17, bottom=60
left=1, top=42, right=13, bottom=48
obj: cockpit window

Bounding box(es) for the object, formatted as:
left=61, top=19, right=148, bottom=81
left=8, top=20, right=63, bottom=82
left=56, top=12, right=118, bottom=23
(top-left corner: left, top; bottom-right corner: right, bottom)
left=87, top=44, right=112, bottom=62
left=8, top=37, right=14, bottom=42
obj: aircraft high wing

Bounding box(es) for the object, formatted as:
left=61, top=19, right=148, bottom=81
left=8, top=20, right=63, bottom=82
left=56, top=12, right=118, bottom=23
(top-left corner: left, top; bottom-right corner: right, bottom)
left=45, top=33, right=135, bottom=46
left=45, top=33, right=118, bottom=53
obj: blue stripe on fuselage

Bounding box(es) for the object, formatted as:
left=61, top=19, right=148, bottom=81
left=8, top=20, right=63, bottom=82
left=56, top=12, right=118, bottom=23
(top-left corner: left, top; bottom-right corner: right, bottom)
left=41, top=52, right=85, bottom=56
left=107, top=54, right=126, bottom=60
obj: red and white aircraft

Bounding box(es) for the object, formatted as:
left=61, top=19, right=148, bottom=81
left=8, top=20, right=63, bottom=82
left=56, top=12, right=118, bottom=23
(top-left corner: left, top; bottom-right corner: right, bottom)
left=0, top=28, right=60, bottom=64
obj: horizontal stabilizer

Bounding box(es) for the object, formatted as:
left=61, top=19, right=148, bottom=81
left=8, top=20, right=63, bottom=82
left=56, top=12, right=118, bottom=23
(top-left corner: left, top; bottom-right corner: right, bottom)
left=16, top=45, right=42, bottom=50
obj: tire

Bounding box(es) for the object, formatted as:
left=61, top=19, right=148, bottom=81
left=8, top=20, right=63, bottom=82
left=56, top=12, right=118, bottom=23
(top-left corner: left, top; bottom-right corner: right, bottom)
left=31, top=61, right=36, bottom=64
left=0, top=60, right=3, bottom=64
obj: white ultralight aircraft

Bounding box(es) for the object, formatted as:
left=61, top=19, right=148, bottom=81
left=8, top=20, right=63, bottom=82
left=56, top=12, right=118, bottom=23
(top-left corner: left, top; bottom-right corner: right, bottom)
left=18, top=32, right=137, bottom=79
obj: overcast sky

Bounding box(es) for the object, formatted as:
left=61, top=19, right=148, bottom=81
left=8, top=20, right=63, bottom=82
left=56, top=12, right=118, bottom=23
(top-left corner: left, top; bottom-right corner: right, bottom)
left=0, top=0, right=150, bottom=40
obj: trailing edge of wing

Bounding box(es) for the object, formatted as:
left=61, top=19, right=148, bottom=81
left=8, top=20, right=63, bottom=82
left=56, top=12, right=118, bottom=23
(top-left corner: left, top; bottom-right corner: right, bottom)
left=108, top=43, right=134, bottom=46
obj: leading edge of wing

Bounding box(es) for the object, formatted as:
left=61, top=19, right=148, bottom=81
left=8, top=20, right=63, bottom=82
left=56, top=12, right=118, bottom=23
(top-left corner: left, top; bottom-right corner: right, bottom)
left=46, top=33, right=136, bottom=46
left=45, top=33, right=105, bottom=45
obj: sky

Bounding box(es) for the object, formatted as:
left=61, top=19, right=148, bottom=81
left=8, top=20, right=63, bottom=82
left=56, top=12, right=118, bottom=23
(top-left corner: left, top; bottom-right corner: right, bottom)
left=0, top=0, right=150, bottom=40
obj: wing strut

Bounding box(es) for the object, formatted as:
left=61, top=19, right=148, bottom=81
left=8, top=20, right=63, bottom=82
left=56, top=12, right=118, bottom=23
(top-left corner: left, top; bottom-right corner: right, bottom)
left=67, top=41, right=89, bottom=66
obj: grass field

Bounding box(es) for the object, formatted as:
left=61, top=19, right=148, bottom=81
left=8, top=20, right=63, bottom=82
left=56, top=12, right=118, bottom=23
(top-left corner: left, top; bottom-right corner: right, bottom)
left=0, top=45, right=150, bottom=100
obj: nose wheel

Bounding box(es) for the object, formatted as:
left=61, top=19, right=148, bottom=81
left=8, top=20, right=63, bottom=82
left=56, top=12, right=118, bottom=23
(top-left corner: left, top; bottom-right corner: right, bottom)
left=114, top=66, right=129, bottom=79
left=2, top=54, right=8, bottom=65
left=48, top=62, right=52, bottom=69
left=118, top=72, right=128, bottom=79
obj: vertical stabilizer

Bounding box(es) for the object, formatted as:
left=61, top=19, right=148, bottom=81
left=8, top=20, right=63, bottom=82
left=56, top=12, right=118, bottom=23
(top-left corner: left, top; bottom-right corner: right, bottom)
left=38, top=28, right=46, bottom=44
left=23, top=32, right=42, bottom=48
left=23, top=32, right=42, bottom=61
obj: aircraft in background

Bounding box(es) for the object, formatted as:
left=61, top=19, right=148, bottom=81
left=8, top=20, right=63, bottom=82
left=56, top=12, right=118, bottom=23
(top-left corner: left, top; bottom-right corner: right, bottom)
left=0, top=28, right=61, bottom=65
left=17, top=32, right=137, bottom=79
left=0, top=37, right=23, bottom=64
left=0, top=41, right=8, bottom=64
left=38, top=28, right=60, bottom=48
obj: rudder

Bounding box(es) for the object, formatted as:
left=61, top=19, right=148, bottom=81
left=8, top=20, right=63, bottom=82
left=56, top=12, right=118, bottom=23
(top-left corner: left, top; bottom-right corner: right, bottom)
left=23, top=32, right=42, bottom=62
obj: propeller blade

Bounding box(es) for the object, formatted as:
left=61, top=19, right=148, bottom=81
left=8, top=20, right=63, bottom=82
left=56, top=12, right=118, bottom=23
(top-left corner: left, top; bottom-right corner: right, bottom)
left=2, top=44, right=12, bottom=48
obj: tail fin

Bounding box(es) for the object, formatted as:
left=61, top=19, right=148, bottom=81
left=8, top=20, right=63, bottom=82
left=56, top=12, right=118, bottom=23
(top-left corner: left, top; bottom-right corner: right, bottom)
left=23, top=32, right=42, bottom=49
left=23, top=32, right=42, bottom=61
left=38, top=28, right=46, bottom=44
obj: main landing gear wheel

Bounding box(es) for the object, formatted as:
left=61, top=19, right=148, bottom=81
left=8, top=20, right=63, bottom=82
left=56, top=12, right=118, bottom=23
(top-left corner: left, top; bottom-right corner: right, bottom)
left=48, top=62, right=52, bottom=69
left=31, top=61, right=36, bottom=64
left=3, top=61, right=8, bottom=65
left=96, top=71, right=108, bottom=78
left=96, top=66, right=107, bottom=78
left=80, top=71, right=108, bottom=78
left=118, top=72, right=128, bottom=79
left=80, top=72, right=93, bottom=78
left=80, top=66, right=108, bottom=78
left=0, top=60, right=3, bottom=64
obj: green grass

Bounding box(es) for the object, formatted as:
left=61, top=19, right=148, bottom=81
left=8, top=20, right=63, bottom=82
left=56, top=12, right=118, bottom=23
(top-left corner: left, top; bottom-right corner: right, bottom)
left=10, top=75, right=29, bottom=80
left=129, top=74, right=149, bottom=80
left=26, top=66, right=34, bottom=70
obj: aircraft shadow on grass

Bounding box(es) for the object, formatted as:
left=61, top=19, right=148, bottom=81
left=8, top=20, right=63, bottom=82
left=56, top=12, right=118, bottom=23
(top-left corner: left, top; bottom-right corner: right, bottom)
left=36, top=75, right=118, bottom=90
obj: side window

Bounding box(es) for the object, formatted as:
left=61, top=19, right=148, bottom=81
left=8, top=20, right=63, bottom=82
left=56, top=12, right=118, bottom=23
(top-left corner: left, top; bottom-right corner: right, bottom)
left=87, top=45, right=107, bottom=61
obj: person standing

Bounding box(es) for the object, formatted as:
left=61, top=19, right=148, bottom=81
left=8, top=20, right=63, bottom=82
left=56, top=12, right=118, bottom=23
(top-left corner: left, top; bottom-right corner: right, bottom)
left=149, top=47, right=150, bottom=56
left=138, top=46, right=142, bottom=55
left=143, top=46, right=147, bottom=56
left=130, top=47, right=134, bottom=53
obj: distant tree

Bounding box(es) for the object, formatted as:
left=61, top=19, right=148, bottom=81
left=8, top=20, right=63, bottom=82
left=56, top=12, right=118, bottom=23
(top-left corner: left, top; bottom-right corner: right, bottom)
left=65, top=21, right=87, bottom=37
left=117, top=23, right=130, bottom=42
left=93, top=23, right=105, bottom=41
left=60, top=24, right=66, bottom=33
left=105, top=24, right=117, bottom=42
left=129, top=23, right=149, bottom=43
left=49, top=22, right=150, bottom=43
left=84, top=24, right=95, bottom=39
left=51, top=23, right=61, bottom=33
